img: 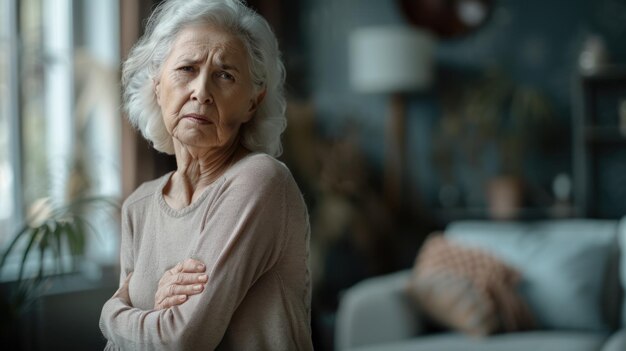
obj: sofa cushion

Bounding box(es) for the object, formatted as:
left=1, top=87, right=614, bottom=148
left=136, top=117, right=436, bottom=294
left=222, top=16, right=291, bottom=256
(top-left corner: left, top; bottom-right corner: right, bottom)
left=407, top=235, right=534, bottom=336
left=335, top=271, right=422, bottom=350
left=445, top=220, right=617, bottom=331
left=348, top=331, right=609, bottom=351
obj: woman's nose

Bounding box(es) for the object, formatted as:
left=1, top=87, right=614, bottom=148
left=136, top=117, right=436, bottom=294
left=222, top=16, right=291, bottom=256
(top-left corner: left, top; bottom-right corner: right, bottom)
left=190, top=75, right=213, bottom=104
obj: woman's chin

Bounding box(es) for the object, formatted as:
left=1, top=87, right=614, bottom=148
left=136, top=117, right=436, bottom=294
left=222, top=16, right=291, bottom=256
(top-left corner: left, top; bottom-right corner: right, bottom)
left=173, top=133, right=215, bottom=150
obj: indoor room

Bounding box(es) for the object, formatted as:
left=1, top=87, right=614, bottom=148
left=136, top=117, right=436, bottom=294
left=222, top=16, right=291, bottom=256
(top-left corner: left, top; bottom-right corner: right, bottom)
left=1, top=0, right=625, bottom=350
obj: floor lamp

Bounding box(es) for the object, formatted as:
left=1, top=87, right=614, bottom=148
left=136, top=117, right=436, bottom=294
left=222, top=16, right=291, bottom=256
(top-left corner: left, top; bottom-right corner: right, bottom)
left=349, top=26, right=435, bottom=211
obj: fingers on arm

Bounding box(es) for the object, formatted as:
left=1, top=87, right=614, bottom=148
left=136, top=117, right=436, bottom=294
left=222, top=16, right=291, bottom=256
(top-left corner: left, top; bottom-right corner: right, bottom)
left=175, top=272, right=208, bottom=285
left=180, top=258, right=206, bottom=273
left=156, top=295, right=188, bottom=309
left=168, top=281, right=206, bottom=295
left=154, top=260, right=208, bottom=310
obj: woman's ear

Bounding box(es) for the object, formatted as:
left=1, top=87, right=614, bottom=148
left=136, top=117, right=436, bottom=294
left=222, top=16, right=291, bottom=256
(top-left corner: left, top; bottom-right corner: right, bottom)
left=154, top=78, right=162, bottom=106
left=247, top=88, right=267, bottom=115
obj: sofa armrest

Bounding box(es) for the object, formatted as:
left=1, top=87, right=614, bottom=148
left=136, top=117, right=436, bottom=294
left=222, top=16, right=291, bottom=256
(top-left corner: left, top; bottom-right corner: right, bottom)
left=335, top=270, right=424, bottom=351
left=602, top=329, right=626, bottom=351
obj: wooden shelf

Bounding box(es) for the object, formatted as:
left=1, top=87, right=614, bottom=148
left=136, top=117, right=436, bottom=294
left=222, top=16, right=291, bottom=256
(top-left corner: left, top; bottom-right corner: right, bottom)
left=584, top=127, right=626, bottom=143
left=574, top=65, right=626, bottom=218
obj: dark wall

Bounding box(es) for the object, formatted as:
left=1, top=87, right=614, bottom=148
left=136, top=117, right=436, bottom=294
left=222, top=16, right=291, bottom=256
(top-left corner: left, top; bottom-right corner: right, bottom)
left=301, top=0, right=626, bottom=215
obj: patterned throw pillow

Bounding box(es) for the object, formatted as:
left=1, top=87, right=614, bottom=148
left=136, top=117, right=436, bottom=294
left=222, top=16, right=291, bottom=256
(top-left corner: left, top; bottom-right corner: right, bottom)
left=406, top=234, right=534, bottom=337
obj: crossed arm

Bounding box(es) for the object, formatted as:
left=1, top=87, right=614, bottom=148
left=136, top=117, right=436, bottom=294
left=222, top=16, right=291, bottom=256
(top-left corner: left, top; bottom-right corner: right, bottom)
left=101, top=258, right=208, bottom=351
left=99, top=172, right=288, bottom=350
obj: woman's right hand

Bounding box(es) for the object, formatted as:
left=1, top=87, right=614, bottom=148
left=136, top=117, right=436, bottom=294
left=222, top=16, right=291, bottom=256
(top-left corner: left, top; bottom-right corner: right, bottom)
left=154, top=258, right=208, bottom=310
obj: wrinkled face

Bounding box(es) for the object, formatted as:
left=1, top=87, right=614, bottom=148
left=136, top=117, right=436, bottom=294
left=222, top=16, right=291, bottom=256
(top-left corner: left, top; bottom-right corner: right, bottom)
left=155, top=24, right=263, bottom=150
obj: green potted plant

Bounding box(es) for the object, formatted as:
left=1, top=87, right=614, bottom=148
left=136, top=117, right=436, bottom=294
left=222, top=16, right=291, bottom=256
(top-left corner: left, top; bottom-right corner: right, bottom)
left=0, top=194, right=118, bottom=336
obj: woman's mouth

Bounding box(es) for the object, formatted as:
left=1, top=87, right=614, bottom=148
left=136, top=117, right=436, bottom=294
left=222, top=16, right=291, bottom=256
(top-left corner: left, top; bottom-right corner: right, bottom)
left=183, top=114, right=210, bottom=124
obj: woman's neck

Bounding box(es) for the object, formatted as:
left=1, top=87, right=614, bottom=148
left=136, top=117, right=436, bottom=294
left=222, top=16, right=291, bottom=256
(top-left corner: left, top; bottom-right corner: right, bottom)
left=164, top=140, right=249, bottom=209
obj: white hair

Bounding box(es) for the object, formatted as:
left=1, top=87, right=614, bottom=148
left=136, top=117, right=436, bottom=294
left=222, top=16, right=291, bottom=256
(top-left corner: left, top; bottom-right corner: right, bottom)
left=122, top=0, right=286, bottom=156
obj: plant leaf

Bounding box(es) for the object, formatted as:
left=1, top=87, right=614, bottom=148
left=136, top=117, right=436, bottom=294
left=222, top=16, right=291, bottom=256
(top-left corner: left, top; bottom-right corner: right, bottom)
left=17, top=226, right=43, bottom=283
left=37, top=240, right=46, bottom=282
left=0, top=224, right=32, bottom=273
left=64, top=221, right=79, bottom=257
left=71, top=217, right=88, bottom=254
left=51, top=222, right=64, bottom=275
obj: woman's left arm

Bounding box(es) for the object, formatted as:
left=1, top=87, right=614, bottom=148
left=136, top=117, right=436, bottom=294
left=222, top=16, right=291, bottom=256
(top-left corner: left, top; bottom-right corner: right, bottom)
left=99, top=165, right=304, bottom=350
left=101, top=201, right=135, bottom=350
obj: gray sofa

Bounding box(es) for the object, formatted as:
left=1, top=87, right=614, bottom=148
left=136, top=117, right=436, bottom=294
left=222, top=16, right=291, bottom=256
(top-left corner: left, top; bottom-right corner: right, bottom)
left=335, top=219, right=626, bottom=351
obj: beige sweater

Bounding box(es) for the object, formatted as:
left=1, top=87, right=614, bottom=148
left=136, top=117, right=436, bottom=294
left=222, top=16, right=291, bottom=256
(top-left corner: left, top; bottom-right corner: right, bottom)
left=99, top=153, right=313, bottom=350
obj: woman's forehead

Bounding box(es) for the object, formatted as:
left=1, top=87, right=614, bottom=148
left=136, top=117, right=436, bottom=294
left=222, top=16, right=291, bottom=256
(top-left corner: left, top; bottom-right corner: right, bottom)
left=171, top=24, right=246, bottom=59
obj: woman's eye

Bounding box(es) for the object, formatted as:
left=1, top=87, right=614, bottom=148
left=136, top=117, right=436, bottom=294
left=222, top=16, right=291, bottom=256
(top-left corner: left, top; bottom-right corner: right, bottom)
left=216, top=71, right=234, bottom=81
left=178, top=66, right=195, bottom=73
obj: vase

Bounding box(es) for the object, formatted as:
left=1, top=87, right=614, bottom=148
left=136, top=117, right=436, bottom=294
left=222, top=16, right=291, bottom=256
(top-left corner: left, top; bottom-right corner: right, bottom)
left=486, top=176, right=523, bottom=220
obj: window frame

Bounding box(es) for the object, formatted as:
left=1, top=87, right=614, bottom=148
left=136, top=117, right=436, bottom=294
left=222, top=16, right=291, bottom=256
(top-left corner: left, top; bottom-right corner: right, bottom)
left=4, top=0, right=24, bottom=234
left=1, top=0, right=121, bottom=282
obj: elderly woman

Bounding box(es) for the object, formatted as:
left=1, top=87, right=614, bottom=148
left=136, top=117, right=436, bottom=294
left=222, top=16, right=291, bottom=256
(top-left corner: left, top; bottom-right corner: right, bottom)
left=99, top=0, right=312, bottom=350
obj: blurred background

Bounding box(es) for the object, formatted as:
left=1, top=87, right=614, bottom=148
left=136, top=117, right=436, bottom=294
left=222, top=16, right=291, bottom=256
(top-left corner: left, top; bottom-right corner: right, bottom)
left=1, top=0, right=626, bottom=350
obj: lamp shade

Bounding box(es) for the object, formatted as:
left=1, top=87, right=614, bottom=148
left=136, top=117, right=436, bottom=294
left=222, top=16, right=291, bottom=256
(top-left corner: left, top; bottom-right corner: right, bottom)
left=349, top=26, right=435, bottom=94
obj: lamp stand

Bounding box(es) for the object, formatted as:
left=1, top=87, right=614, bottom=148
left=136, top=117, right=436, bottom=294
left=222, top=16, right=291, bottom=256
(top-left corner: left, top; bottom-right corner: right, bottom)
left=384, top=93, right=407, bottom=211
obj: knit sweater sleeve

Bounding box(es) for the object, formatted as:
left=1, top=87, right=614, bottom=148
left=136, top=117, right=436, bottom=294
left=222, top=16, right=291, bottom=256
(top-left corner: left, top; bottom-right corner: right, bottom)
left=99, top=164, right=290, bottom=350
left=101, top=199, right=136, bottom=350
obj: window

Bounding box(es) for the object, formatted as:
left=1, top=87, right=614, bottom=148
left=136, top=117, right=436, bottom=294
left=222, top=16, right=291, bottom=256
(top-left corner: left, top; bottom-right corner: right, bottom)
left=0, top=0, right=21, bottom=247
left=0, top=6, right=7, bottom=233
left=1, top=0, right=121, bottom=278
